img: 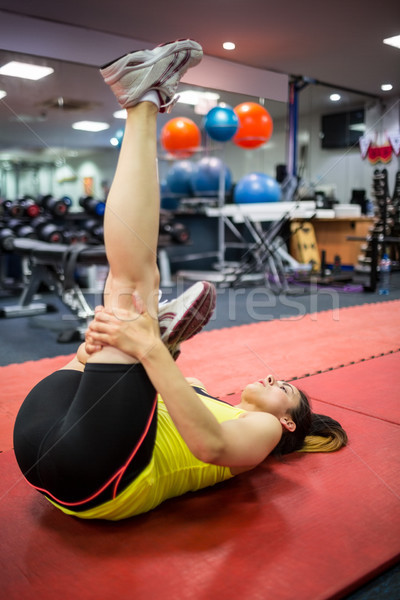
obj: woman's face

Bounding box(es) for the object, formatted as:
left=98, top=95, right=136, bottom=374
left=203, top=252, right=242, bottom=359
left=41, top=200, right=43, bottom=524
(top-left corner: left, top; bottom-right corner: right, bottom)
left=240, top=374, right=300, bottom=420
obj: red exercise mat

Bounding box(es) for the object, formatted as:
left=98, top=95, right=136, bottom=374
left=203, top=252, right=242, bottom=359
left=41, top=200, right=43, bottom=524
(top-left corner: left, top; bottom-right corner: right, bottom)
left=0, top=357, right=399, bottom=600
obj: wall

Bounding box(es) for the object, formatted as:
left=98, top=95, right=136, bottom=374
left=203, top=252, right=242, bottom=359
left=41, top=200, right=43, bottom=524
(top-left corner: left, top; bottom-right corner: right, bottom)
left=296, top=98, right=400, bottom=202
left=0, top=151, right=118, bottom=207
left=53, top=151, right=118, bottom=207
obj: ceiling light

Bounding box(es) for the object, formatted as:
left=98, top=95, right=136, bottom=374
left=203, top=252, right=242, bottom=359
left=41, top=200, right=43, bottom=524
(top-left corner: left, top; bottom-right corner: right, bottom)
left=72, top=121, right=110, bottom=132
left=349, top=124, right=366, bottom=132
left=381, top=83, right=393, bottom=91
left=329, top=93, right=341, bottom=102
left=110, top=137, right=120, bottom=146
left=0, top=61, right=54, bottom=80
left=178, top=90, right=220, bottom=105
left=383, top=34, right=400, bottom=49
left=0, top=90, right=6, bottom=99
left=113, top=109, right=127, bottom=119
left=223, top=42, right=236, bottom=51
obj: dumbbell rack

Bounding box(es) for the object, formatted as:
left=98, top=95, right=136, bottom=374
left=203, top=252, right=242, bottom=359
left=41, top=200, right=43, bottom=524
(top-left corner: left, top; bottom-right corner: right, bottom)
left=349, top=168, right=400, bottom=291
left=356, top=169, right=400, bottom=269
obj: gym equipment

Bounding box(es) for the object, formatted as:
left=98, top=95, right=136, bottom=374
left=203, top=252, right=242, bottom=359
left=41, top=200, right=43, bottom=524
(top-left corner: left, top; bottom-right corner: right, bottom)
left=159, top=215, right=190, bottom=244
left=349, top=168, right=400, bottom=291
left=191, top=157, right=232, bottom=197
left=204, top=105, right=238, bottom=142
left=0, top=239, right=107, bottom=324
left=30, top=216, right=65, bottom=243
left=160, top=117, right=201, bottom=158
left=160, top=180, right=180, bottom=210
left=165, top=160, right=194, bottom=196
left=1, top=208, right=190, bottom=326
left=233, top=102, right=273, bottom=149
left=7, top=218, right=37, bottom=240
left=5, top=198, right=41, bottom=219
left=234, top=172, right=281, bottom=204
left=38, top=194, right=71, bottom=217
left=83, top=219, right=104, bottom=243
left=0, top=227, right=15, bottom=252
left=79, top=196, right=106, bottom=216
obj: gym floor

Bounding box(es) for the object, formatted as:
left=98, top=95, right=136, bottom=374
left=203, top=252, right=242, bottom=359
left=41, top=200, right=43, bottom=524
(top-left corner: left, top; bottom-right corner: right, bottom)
left=1, top=272, right=399, bottom=598
left=1, top=271, right=399, bottom=366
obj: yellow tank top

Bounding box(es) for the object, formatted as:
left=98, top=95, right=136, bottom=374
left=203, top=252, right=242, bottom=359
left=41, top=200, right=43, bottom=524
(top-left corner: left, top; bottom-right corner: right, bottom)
left=49, top=387, right=246, bottom=520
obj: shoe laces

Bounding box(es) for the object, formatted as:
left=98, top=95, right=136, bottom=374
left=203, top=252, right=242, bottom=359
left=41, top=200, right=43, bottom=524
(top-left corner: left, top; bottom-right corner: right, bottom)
left=160, top=94, right=180, bottom=114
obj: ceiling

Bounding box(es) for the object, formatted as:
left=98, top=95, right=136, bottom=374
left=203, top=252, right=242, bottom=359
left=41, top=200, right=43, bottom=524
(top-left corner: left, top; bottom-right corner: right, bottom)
left=0, top=1, right=399, bottom=160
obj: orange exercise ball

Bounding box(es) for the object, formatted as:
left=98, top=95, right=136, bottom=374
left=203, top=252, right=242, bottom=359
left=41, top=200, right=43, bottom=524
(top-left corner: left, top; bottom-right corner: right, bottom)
left=233, top=102, right=273, bottom=149
left=160, top=117, right=201, bottom=157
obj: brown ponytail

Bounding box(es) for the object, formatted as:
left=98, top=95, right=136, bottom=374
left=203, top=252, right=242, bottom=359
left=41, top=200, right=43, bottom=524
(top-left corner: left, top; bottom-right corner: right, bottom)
left=298, top=413, right=348, bottom=453
left=272, top=389, right=348, bottom=456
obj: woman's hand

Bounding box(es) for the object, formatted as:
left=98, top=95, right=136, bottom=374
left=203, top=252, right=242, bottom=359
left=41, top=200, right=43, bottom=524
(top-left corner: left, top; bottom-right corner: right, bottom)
left=85, top=294, right=161, bottom=362
left=84, top=305, right=106, bottom=357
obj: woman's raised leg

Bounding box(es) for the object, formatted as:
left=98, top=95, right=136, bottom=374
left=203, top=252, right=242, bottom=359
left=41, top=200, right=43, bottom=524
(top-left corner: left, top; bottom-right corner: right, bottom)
left=90, top=40, right=203, bottom=364
left=102, top=101, right=160, bottom=318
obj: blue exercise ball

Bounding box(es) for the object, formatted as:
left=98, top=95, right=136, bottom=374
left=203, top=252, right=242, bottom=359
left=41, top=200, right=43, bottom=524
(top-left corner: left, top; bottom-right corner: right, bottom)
left=160, top=180, right=180, bottom=210
left=234, top=172, right=281, bottom=204
left=166, top=160, right=194, bottom=196
left=191, top=157, right=232, bottom=197
left=204, top=105, right=239, bottom=142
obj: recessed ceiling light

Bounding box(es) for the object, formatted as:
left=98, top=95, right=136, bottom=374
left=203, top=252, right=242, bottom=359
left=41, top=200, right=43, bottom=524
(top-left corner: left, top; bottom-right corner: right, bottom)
left=0, top=61, right=54, bottom=80
left=223, top=42, right=236, bottom=51
left=0, top=90, right=6, bottom=99
left=113, top=109, right=127, bottom=119
left=383, top=34, right=400, bottom=49
left=349, top=124, right=366, bottom=132
left=330, top=93, right=341, bottom=102
left=177, top=90, right=220, bottom=105
left=381, top=83, right=393, bottom=91
left=72, top=121, right=110, bottom=132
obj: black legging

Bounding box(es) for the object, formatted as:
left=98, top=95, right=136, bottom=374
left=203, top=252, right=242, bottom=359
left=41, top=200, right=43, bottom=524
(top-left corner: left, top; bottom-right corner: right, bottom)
left=13, top=363, right=157, bottom=511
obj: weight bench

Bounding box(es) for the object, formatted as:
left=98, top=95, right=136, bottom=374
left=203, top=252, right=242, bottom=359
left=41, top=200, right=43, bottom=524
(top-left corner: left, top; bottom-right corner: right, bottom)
left=0, top=240, right=108, bottom=340
left=0, top=238, right=173, bottom=342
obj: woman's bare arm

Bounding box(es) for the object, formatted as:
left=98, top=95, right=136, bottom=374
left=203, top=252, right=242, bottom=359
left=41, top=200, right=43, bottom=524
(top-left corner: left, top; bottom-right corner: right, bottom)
left=86, top=307, right=282, bottom=469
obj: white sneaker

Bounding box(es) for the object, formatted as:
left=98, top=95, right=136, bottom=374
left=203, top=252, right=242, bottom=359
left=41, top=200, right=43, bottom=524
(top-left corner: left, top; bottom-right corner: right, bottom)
left=159, top=281, right=216, bottom=358
left=100, top=39, right=203, bottom=113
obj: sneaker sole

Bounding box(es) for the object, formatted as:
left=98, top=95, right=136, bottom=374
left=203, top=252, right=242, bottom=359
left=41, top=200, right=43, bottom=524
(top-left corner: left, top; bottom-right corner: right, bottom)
left=101, top=39, right=202, bottom=85
left=162, top=282, right=216, bottom=346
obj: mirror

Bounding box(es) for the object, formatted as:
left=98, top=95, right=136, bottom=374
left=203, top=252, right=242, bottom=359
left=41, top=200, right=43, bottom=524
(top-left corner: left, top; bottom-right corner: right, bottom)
left=1, top=49, right=379, bottom=207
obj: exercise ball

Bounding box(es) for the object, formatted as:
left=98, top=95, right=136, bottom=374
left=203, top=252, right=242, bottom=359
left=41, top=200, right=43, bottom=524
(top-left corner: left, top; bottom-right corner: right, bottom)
left=204, top=106, right=239, bottom=142
left=161, top=117, right=201, bottom=157
left=234, top=173, right=281, bottom=204
left=166, top=160, right=194, bottom=196
left=160, top=180, right=180, bottom=210
left=191, top=157, right=232, bottom=197
left=233, top=102, right=273, bottom=149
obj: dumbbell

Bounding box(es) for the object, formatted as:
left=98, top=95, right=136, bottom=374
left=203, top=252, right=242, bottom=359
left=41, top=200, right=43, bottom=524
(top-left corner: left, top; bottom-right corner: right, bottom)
left=4, top=200, right=25, bottom=218
left=0, top=226, right=16, bottom=251
left=30, top=216, right=64, bottom=243
left=1, top=199, right=13, bottom=217
left=6, top=218, right=38, bottom=239
left=38, top=194, right=71, bottom=217
left=63, top=230, right=89, bottom=244
left=79, top=196, right=106, bottom=217
left=20, top=198, right=42, bottom=218
left=6, top=198, right=41, bottom=219
left=84, top=219, right=104, bottom=242
left=160, top=220, right=190, bottom=244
